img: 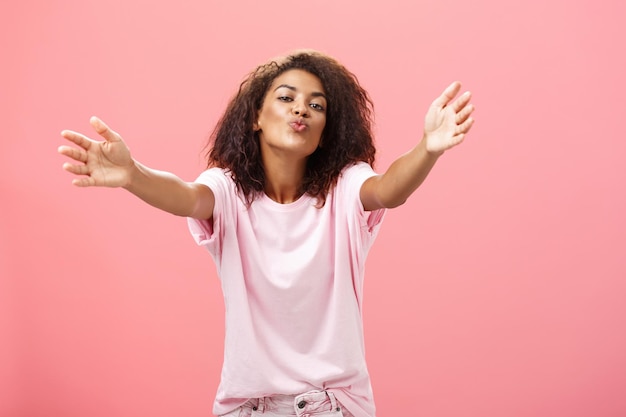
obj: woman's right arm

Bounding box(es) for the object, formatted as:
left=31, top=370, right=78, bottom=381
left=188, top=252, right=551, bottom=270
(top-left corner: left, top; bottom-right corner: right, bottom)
left=58, top=116, right=214, bottom=220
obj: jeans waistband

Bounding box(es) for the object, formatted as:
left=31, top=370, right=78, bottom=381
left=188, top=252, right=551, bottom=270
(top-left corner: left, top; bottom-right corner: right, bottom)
left=250, top=390, right=339, bottom=415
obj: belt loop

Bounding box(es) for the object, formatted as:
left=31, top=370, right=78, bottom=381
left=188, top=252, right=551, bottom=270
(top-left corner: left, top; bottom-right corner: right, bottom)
left=326, top=391, right=338, bottom=411
left=257, top=397, right=266, bottom=413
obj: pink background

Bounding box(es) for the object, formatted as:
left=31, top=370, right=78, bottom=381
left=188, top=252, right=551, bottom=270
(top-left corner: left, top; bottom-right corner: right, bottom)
left=2, top=0, right=625, bottom=416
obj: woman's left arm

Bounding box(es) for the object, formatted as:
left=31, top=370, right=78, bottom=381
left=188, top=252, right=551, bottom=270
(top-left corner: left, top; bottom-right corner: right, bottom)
left=360, top=81, right=475, bottom=211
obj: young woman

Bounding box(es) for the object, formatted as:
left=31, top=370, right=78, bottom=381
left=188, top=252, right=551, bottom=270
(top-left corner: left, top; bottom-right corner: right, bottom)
left=58, top=50, right=474, bottom=417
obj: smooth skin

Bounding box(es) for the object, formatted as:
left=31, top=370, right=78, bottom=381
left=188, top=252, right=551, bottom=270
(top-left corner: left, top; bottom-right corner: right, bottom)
left=254, top=70, right=328, bottom=204
left=361, top=80, right=474, bottom=210
left=58, top=72, right=474, bottom=218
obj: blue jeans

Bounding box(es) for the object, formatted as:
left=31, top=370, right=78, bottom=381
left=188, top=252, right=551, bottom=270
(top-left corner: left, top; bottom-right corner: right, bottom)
left=219, top=390, right=354, bottom=417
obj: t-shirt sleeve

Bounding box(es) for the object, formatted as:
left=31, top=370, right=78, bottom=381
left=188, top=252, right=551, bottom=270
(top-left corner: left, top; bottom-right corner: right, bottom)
left=338, top=162, right=386, bottom=237
left=186, top=167, right=232, bottom=256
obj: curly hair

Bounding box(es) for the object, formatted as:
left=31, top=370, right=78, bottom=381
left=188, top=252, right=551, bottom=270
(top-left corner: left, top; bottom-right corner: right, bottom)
left=206, top=49, right=376, bottom=205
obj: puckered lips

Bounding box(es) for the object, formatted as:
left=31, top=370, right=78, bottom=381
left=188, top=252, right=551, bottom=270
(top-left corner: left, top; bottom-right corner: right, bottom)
left=289, top=118, right=308, bottom=132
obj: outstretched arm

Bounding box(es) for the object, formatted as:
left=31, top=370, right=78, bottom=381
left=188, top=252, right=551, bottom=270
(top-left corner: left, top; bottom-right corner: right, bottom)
left=58, top=117, right=215, bottom=219
left=360, top=81, right=475, bottom=211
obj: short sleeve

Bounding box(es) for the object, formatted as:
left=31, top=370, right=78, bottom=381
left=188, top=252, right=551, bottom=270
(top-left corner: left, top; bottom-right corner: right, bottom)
left=337, top=162, right=386, bottom=236
left=186, top=167, right=233, bottom=256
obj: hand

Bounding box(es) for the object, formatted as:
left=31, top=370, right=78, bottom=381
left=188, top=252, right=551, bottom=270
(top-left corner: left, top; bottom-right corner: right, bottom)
left=423, top=81, right=475, bottom=155
left=58, top=117, right=134, bottom=187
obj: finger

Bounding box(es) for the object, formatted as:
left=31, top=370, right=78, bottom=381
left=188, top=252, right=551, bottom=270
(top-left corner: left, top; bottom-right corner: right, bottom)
left=71, top=177, right=96, bottom=187
left=451, top=133, right=466, bottom=147
left=61, top=129, right=95, bottom=150
left=58, top=145, right=88, bottom=163
left=455, top=104, right=475, bottom=125
left=455, top=117, right=475, bottom=135
left=431, top=81, right=461, bottom=108
left=452, top=91, right=472, bottom=113
left=62, top=162, right=90, bottom=176
left=90, top=116, right=120, bottom=143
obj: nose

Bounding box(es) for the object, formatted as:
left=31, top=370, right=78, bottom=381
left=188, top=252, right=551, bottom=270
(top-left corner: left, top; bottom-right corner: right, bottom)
left=292, top=100, right=309, bottom=117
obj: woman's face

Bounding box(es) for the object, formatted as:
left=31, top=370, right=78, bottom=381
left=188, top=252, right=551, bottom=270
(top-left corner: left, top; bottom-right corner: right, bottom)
left=255, top=69, right=327, bottom=161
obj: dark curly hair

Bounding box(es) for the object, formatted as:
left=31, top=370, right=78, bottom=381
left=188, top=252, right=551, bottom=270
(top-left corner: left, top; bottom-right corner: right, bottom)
left=206, top=49, right=376, bottom=205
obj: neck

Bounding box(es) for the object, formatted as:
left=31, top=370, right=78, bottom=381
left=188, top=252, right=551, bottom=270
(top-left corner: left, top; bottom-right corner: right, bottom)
left=262, top=153, right=307, bottom=204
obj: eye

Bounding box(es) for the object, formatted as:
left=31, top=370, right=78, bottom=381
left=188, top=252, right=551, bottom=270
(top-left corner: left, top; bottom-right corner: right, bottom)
left=310, top=103, right=325, bottom=111
left=278, top=96, right=293, bottom=102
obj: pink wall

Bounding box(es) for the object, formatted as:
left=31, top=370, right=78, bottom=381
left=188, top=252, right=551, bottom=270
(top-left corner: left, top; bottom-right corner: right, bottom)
left=2, top=0, right=625, bottom=416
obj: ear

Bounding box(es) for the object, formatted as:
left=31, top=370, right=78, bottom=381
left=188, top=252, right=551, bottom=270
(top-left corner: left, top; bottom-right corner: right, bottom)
left=253, top=111, right=262, bottom=132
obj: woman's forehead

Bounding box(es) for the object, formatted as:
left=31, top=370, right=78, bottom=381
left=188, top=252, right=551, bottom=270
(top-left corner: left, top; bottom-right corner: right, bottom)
left=270, top=69, right=325, bottom=94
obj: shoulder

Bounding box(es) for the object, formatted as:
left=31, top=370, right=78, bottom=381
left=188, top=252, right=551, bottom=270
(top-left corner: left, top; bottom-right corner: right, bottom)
left=194, top=167, right=238, bottom=200
left=195, top=167, right=232, bottom=187
left=334, top=162, right=386, bottom=232
left=338, top=162, right=378, bottom=188
left=332, top=162, right=379, bottom=206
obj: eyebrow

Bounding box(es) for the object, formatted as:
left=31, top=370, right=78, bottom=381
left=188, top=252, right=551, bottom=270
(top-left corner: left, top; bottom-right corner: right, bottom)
left=273, top=84, right=327, bottom=100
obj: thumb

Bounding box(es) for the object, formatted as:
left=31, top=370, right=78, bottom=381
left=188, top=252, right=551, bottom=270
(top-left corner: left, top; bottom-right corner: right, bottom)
left=90, top=116, right=120, bottom=143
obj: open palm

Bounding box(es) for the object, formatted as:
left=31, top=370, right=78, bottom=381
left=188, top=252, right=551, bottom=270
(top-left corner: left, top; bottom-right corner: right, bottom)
left=58, top=117, right=134, bottom=187
left=424, top=81, right=475, bottom=154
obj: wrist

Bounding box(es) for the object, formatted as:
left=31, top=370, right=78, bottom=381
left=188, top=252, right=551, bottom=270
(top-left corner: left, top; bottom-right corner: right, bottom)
left=122, top=159, right=142, bottom=190
left=420, top=134, right=445, bottom=158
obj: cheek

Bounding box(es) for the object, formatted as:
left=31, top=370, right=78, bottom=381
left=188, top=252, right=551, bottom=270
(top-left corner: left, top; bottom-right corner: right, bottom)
left=317, top=119, right=327, bottom=135
left=257, top=103, right=281, bottom=128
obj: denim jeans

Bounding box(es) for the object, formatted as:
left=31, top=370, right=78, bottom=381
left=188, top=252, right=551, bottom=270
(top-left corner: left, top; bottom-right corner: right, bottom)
left=219, top=390, right=354, bottom=417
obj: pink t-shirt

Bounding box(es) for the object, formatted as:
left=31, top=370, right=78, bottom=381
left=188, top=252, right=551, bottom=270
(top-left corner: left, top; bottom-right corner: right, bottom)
left=188, top=162, right=385, bottom=417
